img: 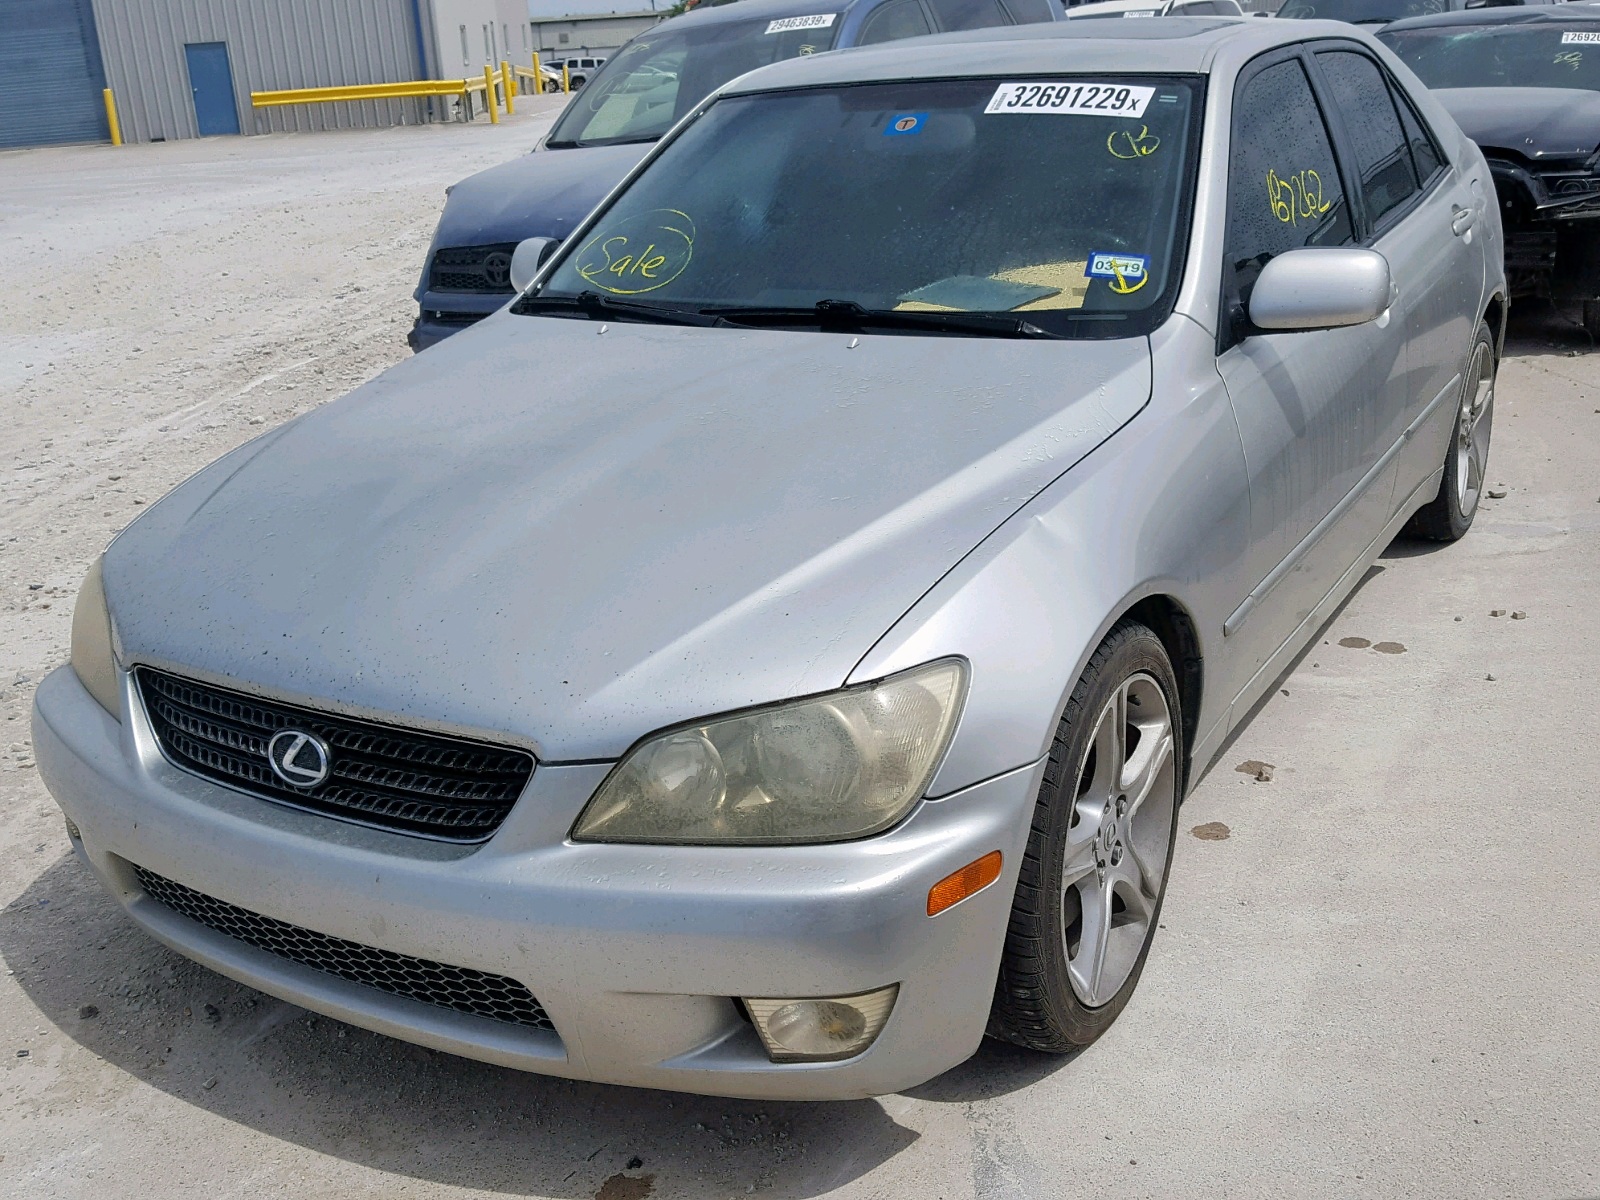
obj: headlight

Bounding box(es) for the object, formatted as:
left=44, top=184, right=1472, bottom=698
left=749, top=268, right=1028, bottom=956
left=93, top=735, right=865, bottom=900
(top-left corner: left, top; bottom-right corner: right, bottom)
left=70, top=556, right=120, bottom=719
left=572, top=659, right=966, bottom=845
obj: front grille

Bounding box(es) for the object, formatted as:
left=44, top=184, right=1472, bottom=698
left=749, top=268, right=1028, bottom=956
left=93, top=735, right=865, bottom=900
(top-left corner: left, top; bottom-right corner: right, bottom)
left=134, top=866, right=554, bottom=1031
left=136, top=668, right=534, bottom=842
left=429, top=243, right=518, bottom=293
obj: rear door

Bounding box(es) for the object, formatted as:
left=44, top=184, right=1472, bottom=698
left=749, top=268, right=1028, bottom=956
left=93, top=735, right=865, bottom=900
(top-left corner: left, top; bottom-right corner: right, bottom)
left=1216, top=49, right=1404, bottom=677
left=1310, top=43, right=1483, bottom=514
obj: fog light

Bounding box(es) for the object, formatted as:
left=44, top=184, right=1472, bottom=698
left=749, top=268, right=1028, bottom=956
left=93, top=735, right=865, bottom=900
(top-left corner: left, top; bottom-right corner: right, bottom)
left=743, top=985, right=898, bottom=1063
left=64, top=817, right=81, bottom=842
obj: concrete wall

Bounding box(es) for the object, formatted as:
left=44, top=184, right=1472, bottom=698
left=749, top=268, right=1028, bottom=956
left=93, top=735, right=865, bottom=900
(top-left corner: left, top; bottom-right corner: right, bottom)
left=529, top=11, right=659, bottom=59
left=424, top=0, right=531, bottom=76
left=92, top=0, right=430, bottom=143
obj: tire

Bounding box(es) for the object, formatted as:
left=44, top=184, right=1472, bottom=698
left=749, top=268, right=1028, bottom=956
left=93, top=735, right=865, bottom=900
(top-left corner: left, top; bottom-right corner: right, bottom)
left=1583, top=300, right=1600, bottom=341
left=989, top=621, right=1183, bottom=1052
left=1406, top=319, right=1496, bottom=542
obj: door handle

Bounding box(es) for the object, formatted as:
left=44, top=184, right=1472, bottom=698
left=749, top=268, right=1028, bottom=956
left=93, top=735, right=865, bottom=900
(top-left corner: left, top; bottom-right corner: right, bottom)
left=1451, top=206, right=1476, bottom=236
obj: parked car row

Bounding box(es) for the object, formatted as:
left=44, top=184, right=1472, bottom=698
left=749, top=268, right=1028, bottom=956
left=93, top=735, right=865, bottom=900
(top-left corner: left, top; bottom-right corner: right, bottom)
left=41, top=15, right=1506, bottom=1098
left=417, top=0, right=1598, bottom=347
left=409, top=0, right=1065, bottom=349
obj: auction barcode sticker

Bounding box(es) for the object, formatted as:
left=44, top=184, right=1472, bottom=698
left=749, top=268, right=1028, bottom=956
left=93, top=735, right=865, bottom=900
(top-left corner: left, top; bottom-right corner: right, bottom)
left=766, top=13, right=836, bottom=32
left=985, top=82, right=1156, bottom=118
left=1561, top=31, right=1600, bottom=43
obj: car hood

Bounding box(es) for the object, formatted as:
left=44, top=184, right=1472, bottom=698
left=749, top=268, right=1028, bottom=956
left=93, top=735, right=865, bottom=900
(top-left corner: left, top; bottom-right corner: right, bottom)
left=1433, top=88, right=1600, bottom=161
left=429, top=142, right=653, bottom=252
left=106, top=313, right=1150, bottom=761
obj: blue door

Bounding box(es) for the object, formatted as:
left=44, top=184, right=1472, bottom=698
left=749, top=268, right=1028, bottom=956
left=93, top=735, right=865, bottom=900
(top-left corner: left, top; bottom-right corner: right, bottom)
left=184, top=42, right=240, bottom=136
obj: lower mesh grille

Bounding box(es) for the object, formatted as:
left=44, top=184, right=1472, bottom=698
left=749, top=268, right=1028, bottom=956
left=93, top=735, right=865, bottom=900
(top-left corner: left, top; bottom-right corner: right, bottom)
left=134, top=866, right=554, bottom=1032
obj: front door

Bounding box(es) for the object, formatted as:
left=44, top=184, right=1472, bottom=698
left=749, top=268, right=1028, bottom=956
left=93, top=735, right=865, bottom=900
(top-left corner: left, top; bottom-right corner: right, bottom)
left=1216, top=51, right=1405, bottom=681
left=184, top=42, right=240, bottom=137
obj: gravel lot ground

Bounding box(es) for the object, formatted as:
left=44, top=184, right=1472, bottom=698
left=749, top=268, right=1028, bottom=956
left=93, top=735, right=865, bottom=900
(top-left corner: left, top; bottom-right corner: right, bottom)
left=2, top=108, right=1597, bottom=1200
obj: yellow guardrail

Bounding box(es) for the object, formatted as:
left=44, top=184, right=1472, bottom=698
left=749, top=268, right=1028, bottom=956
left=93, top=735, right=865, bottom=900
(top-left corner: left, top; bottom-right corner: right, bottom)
left=512, top=66, right=545, bottom=97
left=250, top=79, right=477, bottom=106
left=248, top=60, right=562, bottom=125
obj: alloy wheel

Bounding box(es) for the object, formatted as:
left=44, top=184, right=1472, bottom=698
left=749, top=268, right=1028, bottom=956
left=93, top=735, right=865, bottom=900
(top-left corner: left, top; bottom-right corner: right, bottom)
left=1455, top=341, right=1494, bottom=516
left=1060, top=672, right=1177, bottom=1008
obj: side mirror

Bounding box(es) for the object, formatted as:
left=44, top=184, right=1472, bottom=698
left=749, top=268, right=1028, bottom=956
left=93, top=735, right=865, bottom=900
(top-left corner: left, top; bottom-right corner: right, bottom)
left=509, top=236, right=558, bottom=293
left=1248, top=247, right=1391, bottom=332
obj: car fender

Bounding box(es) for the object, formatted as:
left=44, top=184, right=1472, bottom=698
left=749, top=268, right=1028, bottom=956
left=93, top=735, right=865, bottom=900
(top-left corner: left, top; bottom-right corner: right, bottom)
left=848, top=315, right=1251, bottom=800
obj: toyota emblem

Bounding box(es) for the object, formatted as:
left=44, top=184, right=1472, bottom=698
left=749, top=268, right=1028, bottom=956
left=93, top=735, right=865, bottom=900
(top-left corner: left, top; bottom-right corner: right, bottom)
left=482, top=251, right=513, bottom=288
left=266, top=729, right=332, bottom=788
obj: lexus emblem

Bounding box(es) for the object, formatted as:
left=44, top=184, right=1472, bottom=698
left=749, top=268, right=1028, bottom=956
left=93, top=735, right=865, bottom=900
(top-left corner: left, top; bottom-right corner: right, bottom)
left=482, top=250, right=513, bottom=288
left=267, top=729, right=332, bottom=788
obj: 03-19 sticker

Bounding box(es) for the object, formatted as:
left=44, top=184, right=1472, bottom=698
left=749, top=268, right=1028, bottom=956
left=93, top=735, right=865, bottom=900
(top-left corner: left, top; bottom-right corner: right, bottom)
left=1086, top=252, right=1150, bottom=295
left=985, top=82, right=1155, bottom=117
left=766, top=13, right=835, bottom=33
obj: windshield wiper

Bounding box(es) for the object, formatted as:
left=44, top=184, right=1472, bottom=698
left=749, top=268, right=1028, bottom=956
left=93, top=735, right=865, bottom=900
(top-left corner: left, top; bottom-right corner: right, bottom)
left=546, top=134, right=663, bottom=150
left=701, top=298, right=1065, bottom=339
left=514, top=290, right=720, bottom=326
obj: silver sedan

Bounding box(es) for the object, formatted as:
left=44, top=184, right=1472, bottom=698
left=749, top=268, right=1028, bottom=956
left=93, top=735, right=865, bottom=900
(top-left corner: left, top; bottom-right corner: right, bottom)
left=35, top=17, right=1502, bottom=1099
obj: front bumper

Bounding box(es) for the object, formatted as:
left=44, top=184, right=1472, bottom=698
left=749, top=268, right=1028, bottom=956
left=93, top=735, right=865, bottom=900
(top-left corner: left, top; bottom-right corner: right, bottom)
left=31, top=665, right=1041, bottom=1099
left=408, top=290, right=511, bottom=352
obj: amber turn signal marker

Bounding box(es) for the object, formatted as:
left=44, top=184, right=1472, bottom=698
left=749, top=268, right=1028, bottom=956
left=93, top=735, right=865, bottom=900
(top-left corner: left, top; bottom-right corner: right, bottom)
left=927, top=851, right=1003, bottom=917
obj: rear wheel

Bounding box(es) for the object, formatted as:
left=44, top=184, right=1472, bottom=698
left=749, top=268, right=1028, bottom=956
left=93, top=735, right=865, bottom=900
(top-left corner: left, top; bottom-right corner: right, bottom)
left=1407, top=320, right=1495, bottom=542
left=1582, top=300, right=1600, bottom=341
left=989, top=622, right=1182, bottom=1052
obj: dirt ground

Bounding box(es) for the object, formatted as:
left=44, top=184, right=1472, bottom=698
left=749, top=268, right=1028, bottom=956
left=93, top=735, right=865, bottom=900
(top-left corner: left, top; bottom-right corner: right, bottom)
left=2, top=105, right=1598, bottom=1200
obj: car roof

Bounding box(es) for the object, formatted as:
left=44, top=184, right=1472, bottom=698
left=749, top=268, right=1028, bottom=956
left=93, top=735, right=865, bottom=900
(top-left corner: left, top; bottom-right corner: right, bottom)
left=662, top=0, right=870, bottom=30
left=719, top=15, right=1361, bottom=91
left=1382, top=5, right=1600, bottom=33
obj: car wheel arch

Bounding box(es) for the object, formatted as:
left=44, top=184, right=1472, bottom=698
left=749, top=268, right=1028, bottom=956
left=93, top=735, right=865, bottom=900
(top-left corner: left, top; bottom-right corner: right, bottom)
left=1483, top=292, right=1507, bottom=362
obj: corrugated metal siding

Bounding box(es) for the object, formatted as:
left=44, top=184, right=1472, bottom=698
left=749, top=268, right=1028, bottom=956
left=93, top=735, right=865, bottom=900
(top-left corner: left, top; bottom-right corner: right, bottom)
left=90, top=0, right=428, bottom=143
left=0, top=0, right=109, bottom=148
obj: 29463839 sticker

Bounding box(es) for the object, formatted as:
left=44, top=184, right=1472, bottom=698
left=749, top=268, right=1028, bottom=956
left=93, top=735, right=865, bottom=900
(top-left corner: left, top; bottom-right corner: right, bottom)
left=1561, top=31, right=1600, bottom=44
left=766, top=13, right=835, bottom=33
left=1086, top=252, right=1150, bottom=295
left=985, top=82, right=1155, bottom=118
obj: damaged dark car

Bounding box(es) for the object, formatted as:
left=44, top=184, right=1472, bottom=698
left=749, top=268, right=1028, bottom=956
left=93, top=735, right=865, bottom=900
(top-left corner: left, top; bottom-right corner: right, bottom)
left=1382, top=8, right=1600, bottom=333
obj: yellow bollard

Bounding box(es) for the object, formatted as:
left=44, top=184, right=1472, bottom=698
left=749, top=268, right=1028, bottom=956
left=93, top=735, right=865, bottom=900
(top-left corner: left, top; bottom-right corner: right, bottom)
left=484, top=64, right=499, bottom=123
left=102, top=87, right=122, bottom=146
left=501, top=61, right=513, bottom=114
left=531, top=52, right=543, bottom=95
left=562, top=64, right=571, bottom=94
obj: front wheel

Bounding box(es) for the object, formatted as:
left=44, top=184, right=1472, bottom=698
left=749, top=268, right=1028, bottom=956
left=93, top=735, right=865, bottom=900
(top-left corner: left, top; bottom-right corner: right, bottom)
left=989, top=621, right=1182, bottom=1052
left=1407, top=320, right=1495, bottom=542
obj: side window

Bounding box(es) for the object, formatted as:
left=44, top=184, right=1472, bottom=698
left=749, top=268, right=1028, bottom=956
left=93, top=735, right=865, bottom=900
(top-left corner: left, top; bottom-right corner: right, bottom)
left=999, top=0, right=1054, bottom=23
left=1316, top=50, right=1419, bottom=230
left=1225, top=57, right=1354, bottom=326
left=926, top=0, right=1010, bottom=31
left=858, top=0, right=934, bottom=44
left=1390, top=79, right=1444, bottom=186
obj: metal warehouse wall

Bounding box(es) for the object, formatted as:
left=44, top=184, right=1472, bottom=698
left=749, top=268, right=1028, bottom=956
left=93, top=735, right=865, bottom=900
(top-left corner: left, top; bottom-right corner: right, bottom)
left=90, top=0, right=427, bottom=143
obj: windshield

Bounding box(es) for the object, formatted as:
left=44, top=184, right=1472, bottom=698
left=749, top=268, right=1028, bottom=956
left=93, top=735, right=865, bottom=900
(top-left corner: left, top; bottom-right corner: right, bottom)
left=526, top=77, right=1202, bottom=338
left=544, top=14, right=844, bottom=148
left=1379, top=24, right=1600, bottom=90
left=1277, top=0, right=1452, bottom=25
